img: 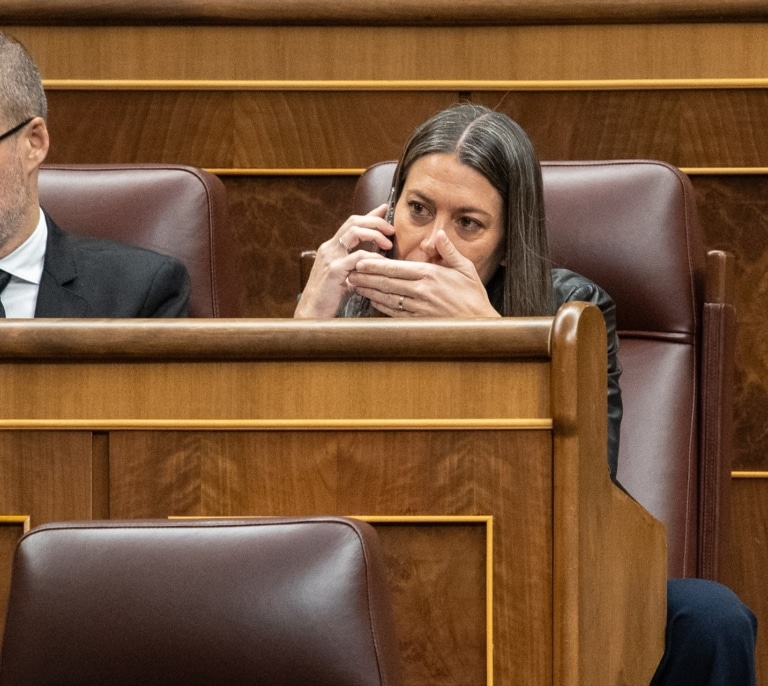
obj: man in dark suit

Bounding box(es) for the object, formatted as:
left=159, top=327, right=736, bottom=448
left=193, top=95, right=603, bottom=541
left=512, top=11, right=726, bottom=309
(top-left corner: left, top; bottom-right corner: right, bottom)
left=0, top=31, right=189, bottom=318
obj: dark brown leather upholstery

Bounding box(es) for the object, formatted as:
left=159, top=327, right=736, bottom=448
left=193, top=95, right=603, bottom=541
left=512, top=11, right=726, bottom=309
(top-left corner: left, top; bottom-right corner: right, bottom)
left=350, top=159, right=736, bottom=580
left=39, top=164, right=244, bottom=317
left=0, top=516, right=402, bottom=686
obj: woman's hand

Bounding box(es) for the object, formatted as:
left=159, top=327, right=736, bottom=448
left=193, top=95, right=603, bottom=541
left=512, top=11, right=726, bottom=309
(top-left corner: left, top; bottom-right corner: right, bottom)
left=294, top=204, right=395, bottom=318
left=348, top=230, right=501, bottom=318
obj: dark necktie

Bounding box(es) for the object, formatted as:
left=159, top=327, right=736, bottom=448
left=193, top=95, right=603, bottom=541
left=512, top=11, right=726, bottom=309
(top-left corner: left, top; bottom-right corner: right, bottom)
left=0, top=270, right=11, bottom=318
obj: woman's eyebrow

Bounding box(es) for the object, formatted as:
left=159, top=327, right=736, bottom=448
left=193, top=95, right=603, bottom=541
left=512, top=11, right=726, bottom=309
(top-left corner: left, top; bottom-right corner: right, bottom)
left=406, top=190, right=433, bottom=204
left=405, top=189, right=492, bottom=218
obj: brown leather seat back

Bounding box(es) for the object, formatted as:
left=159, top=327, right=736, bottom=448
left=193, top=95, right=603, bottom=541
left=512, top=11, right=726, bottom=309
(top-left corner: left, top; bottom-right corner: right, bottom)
left=39, top=164, right=244, bottom=317
left=543, top=160, right=706, bottom=578
left=352, top=159, right=722, bottom=579
left=0, top=517, right=402, bottom=686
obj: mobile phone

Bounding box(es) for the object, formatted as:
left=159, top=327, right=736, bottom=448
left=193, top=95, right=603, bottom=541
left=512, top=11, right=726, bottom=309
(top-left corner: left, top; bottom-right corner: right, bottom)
left=385, top=186, right=396, bottom=224
left=384, top=186, right=396, bottom=257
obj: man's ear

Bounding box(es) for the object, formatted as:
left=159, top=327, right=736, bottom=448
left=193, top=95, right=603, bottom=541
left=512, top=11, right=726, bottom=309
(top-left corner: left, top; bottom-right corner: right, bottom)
left=22, top=117, right=49, bottom=171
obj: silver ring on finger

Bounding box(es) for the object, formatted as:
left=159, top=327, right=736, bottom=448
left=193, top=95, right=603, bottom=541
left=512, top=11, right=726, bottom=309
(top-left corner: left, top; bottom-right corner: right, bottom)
left=398, top=295, right=405, bottom=311
left=338, top=236, right=351, bottom=253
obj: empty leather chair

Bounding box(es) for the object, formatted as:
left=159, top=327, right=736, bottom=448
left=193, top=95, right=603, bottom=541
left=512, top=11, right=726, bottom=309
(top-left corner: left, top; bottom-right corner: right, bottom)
left=0, top=516, right=402, bottom=686
left=39, top=164, right=245, bottom=317
left=347, top=159, right=735, bottom=581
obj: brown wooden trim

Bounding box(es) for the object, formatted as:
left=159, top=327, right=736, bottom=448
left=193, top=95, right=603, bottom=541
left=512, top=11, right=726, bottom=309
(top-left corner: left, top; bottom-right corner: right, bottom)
left=41, top=78, right=768, bottom=91
left=208, top=167, right=768, bottom=177
left=1, top=0, right=767, bottom=26
left=0, top=419, right=553, bottom=431
left=209, top=168, right=366, bottom=176
left=0, top=319, right=552, bottom=360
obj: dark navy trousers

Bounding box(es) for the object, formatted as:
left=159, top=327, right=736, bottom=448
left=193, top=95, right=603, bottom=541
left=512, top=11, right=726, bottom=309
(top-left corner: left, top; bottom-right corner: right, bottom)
left=650, top=578, right=758, bottom=686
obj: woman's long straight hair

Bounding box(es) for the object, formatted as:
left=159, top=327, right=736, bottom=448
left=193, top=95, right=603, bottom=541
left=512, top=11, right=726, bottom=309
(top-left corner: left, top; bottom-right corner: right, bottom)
left=392, top=103, right=554, bottom=316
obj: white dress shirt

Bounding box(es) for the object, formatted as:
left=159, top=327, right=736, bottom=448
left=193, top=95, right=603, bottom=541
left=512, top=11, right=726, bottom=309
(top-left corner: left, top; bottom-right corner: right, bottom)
left=0, top=208, right=47, bottom=318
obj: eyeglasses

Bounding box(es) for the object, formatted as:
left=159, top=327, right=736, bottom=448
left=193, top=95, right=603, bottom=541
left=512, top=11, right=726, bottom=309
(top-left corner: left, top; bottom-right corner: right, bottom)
left=0, top=118, right=33, bottom=144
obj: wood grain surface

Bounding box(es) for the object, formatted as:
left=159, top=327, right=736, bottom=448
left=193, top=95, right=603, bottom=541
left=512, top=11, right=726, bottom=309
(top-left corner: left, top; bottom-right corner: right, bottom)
left=1, top=0, right=768, bottom=26
left=5, top=24, right=768, bottom=80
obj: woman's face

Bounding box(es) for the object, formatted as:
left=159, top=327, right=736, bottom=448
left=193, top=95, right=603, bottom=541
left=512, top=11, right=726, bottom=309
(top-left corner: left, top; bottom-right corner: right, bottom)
left=392, top=152, right=505, bottom=284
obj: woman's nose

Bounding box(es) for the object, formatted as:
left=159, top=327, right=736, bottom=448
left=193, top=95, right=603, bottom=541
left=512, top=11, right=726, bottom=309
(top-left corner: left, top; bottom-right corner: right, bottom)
left=419, top=219, right=444, bottom=257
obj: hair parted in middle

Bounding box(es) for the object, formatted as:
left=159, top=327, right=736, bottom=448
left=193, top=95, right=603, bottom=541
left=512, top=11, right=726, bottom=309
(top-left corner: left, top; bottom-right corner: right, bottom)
left=391, top=103, right=554, bottom=317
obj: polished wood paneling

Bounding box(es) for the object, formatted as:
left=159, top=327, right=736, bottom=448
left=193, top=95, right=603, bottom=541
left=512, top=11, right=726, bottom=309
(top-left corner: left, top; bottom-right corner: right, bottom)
left=0, top=312, right=666, bottom=684
left=486, top=89, right=768, bottom=167
left=7, top=25, right=768, bottom=81
left=725, top=477, right=768, bottom=686
left=232, top=91, right=455, bottom=169
left=0, top=357, right=551, bottom=423
left=691, top=176, right=768, bottom=472
left=1, top=0, right=767, bottom=25
left=111, top=430, right=542, bottom=684
left=372, top=522, right=488, bottom=685
left=0, top=518, right=28, bottom=644
left=46, top=90, right=234, bottom=167
left=0, top=433, right=93, bottom=522
left=222, top=175, right=357, bottom=316
left=43, top=89, right=453, bottom=168
left=0, top=433, right=94, bottom=638
left=40, top=87, right=768, bottom=170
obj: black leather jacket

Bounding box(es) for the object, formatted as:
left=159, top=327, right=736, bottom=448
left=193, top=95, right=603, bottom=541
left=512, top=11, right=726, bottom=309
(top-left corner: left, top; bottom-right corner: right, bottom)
left=485, top=267, right=623, bottom=484
left=550, top=268, right=623, bottom=485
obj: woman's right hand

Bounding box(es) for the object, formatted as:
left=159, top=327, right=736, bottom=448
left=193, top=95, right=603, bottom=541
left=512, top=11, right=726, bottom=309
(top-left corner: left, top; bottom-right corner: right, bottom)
left=293, top=204, right=395, bottom=318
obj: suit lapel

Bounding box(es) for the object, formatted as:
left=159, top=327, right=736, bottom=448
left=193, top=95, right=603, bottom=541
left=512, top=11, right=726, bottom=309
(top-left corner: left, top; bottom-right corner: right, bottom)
left=34, top=215, right=88, bottom=317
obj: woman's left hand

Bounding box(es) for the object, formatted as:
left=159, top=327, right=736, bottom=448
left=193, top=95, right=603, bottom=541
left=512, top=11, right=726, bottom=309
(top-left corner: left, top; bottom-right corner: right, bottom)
left=348, top=230, right=501, bottom=317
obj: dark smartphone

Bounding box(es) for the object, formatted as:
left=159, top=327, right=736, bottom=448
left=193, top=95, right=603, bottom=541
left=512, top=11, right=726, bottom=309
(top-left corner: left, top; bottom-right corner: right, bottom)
left=354, top=186, right=397, bottom=315
left=384, top=186, right=396, bottom=257
left=385, top=186, right=396, bottom=224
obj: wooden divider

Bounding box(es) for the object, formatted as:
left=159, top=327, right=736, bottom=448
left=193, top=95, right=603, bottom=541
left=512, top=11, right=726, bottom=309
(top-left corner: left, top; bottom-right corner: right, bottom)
left=2, top=0, right=768, bottom=25
left=0, top=306, right=666, bottom=685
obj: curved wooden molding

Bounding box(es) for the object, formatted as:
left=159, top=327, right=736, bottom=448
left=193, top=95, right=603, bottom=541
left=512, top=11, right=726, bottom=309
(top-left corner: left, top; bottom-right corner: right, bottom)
left=1, top=0, right=767, bottom=26
left=0, top=319, right=552, bottom=360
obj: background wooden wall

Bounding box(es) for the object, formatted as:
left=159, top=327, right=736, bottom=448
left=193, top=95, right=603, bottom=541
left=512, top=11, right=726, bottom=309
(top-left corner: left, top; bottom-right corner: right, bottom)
left=3, top=6, right=768, bottom=681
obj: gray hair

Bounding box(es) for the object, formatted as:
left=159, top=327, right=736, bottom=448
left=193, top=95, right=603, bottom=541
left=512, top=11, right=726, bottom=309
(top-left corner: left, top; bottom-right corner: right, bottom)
left=0, top=31, right=48, bottom=128
left=392, top=103, right=553, bottom=317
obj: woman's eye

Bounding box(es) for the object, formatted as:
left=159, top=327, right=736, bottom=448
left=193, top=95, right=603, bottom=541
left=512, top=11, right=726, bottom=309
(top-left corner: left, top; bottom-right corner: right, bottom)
left=458, top=217, right=482, bottom=233
left=408, top=201, right=432, bottom=219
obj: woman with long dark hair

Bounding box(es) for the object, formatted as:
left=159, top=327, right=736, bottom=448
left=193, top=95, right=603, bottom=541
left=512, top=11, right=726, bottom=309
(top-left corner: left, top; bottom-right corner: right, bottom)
left=296, top=103, right=757, bottom=685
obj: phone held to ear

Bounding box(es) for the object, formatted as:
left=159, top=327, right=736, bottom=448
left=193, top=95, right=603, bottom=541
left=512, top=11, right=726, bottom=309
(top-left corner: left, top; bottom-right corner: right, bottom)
left=352, top=187, right=397, bottom=315
left=384, top=187, right=396, bottom=257
left=385, top=186, right=396, bottom=224
left=362, top=187, right=396, bottom=256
